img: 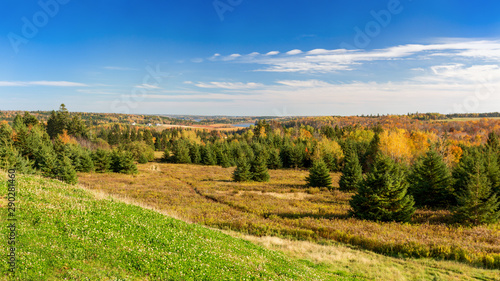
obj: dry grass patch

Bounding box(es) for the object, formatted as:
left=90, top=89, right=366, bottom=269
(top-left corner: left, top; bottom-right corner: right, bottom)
left=78, top=163, right=500, bottom=269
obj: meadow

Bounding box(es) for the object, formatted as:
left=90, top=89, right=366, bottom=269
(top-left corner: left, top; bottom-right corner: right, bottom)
left=0, top=173, right=358, bottom=280
left=78, top=163, right=500, bottom=279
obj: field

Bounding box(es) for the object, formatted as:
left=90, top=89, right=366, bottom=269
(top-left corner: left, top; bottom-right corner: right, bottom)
left=0, top=173, right=359, bottom=280
left=78, top=163, right=500, bottom=280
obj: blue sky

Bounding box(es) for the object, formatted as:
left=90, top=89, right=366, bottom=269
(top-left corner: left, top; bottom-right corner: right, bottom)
left=1, top=0, right=500, bottom=116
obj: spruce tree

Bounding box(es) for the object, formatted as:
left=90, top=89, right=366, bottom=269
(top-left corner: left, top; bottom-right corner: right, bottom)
left=92, top=149, right=111, bottom=172
left=220, top=152, right=231, bottom=168
left=339, top=145, right=363, bottom=192
left=54, top=155, right=78, bottom=184
left=453, top=161, right=500, bottom=225
left=250, top=154, right=270, bottom=182
left=138, top=154, right=149, bottom=164
left=233, top=157, right=252, bottom=182
left=306, top=160, right=332, bottom=188
left=161, top=147, right=170, bottom=163
left=172, top=140, right=191, bottom=164
left=189, top=143, right=201, bottom=164
left=409, top=148, right=454, bottom=208
left=201, top=145, right=217, bottom=165
left=322, top=152, right=337, bottom=172
left=349, top=154, right=415, bottom=222
left=267, top=148, right=282, bottom=169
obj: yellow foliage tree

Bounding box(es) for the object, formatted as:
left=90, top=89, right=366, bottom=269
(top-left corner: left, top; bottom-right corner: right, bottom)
left=379, top=129, right=412, bottom=164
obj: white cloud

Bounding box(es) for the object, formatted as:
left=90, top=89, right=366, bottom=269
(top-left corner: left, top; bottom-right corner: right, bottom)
left=0, top=81, right=88, bottom=87
left=277, top=80, right=331, bottom=87
left=207, top=39, right=500, bottom=73
left=265, top=51, right=279, bottom=56
left=193, top=82, right=264, bottom=90
left=222, top=54, right=242, bottom=61
left=286, top=49, right=303, bottom=55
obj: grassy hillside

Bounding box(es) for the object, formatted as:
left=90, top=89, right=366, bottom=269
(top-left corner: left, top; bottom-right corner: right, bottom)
left=0, top=173, right=358, bottom=280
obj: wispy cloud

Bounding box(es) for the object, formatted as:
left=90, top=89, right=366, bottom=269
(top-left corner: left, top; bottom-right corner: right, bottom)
left=135, top=84, right=161, bottom=89
left=0, top=81, right=88, bottom=87
left=207, top=39, right=500, bottom=73
left=193, top=81, right=264, bottom=90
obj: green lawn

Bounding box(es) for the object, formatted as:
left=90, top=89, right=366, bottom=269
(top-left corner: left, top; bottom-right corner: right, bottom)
left=0, top=174, right=359, bottom=280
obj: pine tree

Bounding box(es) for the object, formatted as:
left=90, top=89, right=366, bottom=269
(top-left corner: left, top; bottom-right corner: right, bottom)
left=250, top=154, right=270, bottom=182
left=486, top=131, right=500, bottom=152
left=339, top=144, right=363, bottom=192
left=453, top=161, right=500, bottom=225
left=267, top=148, right=282, bottom=169
left=349, top=154, right=415, bottom=222
left=322, top=152, right=337, bottom=172
left=161, top=147, right=170, bottom=163
left=172, top=140, right=191, bottom=164
left=189, top=143, right=201, bottom=164
left=201, top=145, right=217, bottom=166
left=306, top=160, right=332, bottom=188
left=220, top=152, right=231, bottom=168
left=110, top=151, right=138, bottom=174
left=92, top=149, right=111, bottom=172
left=233, top=157, right=252, bottom=182
left=409, top=148, right=454, bottom=208
left=54, top=155, right=78, bottom=184
left=138, top=154, right=149, bottom=164
left=78, top=150, right=95, bottom=172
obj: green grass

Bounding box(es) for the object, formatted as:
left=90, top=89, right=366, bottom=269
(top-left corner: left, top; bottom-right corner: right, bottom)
left=0, top=174, right=360, bottom=280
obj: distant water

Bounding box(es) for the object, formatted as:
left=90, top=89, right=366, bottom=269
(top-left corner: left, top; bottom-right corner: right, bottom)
left=231, top=123, right=255, bottom=128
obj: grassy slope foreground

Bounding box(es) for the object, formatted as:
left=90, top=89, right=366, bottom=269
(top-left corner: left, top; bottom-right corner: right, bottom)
left=0, top=174, right=357, bottom=280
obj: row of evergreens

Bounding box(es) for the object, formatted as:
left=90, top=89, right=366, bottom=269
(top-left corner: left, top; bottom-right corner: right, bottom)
left=305, top=134, right=500, bottom=225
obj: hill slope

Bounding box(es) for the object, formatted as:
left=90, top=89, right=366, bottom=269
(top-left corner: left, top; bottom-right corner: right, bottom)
left=0, top=174, right=357, bottom=280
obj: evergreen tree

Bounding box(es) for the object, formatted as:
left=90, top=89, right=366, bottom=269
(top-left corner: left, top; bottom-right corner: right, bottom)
left=322, top=152, right=337, bottom=172
left=138, top=154, right=149, bottom=164
left=349, top=154, right=415, bottom=222
left=250, top=154, right=270, bottom=182
left=79, top=151, right=94, bottom=172
left=220, top=152, right=231, bottom=168
left=189, top=143, right=201, bottom=164
left=486, top=131, right=500, bottom=152
left=339, top=144, right=363, bottom=192
left=92, top=149, right=111, bottom=172
left=233, top=157, right=252, bottom=182
left=306, top=160, right=332, bottom=188
left=53, top=155, right=78, bottom=184
left=267, top=148, right=282, bottom=169
left=201, top=145, right=217, bottom=165
left=161, top=147, right=170, bottom=163
left=453, top=161, right=500, bottom=225
left=110, top=151, right=138, bottom=174
left=409, top=148, right=454, bottom=208
left=172, top=140, right=191, bottom=164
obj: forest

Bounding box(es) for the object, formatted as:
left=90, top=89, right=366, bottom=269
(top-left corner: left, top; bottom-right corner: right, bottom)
left=1, top=104, right=500, bottom=229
